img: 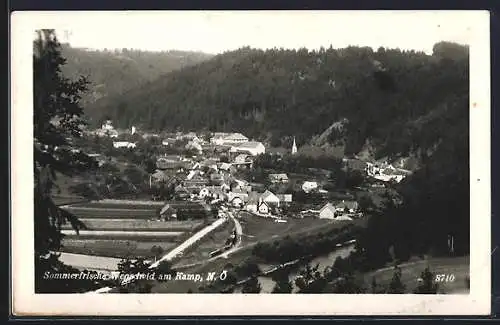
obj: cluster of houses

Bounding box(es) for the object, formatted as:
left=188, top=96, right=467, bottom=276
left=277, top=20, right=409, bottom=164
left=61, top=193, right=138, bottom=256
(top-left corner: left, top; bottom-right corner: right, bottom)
left=343, top=156, right=412, bottom=184
left=150, top=152, right=294, bottom=217
left=365, top=161, right=412, bottom=183
left=317, top=200, right=360, bottom=221
left=87, top=125, right=365, bottom=222
left=89, top=122, right=268, bottom=161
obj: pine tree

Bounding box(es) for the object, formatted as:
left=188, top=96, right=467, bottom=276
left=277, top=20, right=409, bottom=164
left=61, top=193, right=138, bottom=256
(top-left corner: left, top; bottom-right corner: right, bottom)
left=414, top=267, right=438, bottom=294
left=272, top=269, right=293, bottom=293
left=387, top=266, right=406, bottom=294
left=241, top=276, right=262, bottom=293
left=33, top=29, right=97, bottom=293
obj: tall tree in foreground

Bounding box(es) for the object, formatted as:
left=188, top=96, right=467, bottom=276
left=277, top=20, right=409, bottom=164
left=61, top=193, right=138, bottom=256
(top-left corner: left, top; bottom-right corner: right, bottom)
left=33, top=29, right=98, bottom=292
left=387, top=265, right=406, bottom=294
left=414, top=267, right=439, bottom=294
left=271, top=269, right=293, bottom=293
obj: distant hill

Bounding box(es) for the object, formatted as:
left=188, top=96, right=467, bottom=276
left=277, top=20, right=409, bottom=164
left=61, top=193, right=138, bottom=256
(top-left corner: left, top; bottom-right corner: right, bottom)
left=59, top=44, right=213, bottom=109
left=86, top=42, right=468, bottom=162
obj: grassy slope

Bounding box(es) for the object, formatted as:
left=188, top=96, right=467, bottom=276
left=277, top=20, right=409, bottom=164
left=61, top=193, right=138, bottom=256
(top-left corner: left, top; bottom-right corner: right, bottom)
left=365, top=255, right=470, bottom=294
left=151, top=215, right=365, bottom=293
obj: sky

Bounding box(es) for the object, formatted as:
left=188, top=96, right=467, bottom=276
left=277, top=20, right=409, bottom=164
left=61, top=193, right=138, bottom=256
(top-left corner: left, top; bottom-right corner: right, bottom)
left=51, top=11, right=476, bottom=55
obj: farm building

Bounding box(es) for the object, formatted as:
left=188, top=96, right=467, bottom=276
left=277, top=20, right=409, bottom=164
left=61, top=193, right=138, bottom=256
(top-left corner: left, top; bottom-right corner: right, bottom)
left=230, top=141, right=266, bottom=156
left=318, top=203, right=336, bottom=220
left=160, top=201, right=211, bottom=220
left=260, top=190, right=280, bottom=207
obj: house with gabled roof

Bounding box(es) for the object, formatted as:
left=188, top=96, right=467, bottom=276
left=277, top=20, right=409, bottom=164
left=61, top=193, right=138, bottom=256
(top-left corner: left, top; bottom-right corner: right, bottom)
left=260, top=190, right=280, bottom=207
left=318, top=203, right=337, bottom=219
left=228, top=189, right=249, bottom=202
left=268, top=173, right=289, bottom=184
left=230, top=141, right=265, bottom=156
left=244, top=192, right=260, bottom=213
left=276, top=194, right=293, bottom=204
left=335, top=200, right=359, bottom=213
left=159, top=204, right=178, bottom=220
left=257, top=200, right=271, bottom=215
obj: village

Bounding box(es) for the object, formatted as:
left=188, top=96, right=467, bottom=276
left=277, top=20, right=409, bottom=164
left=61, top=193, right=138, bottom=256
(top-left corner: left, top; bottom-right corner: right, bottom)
left=51, top=118, right=421, bottom=293
left=25, top=20, right=476, bottom=303
left=83, top=119, right=412, bottom=222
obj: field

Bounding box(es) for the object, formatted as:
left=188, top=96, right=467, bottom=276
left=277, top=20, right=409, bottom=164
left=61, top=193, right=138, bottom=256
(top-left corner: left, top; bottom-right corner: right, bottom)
left=238, top=212, right=358, bottom=245
left=61, top=239, right=178, bottom=259
left=61, top=206, right=158, bottom=219
left=365, top=255, right=470, bottom=294
left=61, top=229, right=184, bottom=239
left=57, top=200, right=206, bottom=262
left=68, top=200, right=204, bottom=210
left=61, top=219, right=204, bottom=232
left=53, top=195, right=88, bottom=206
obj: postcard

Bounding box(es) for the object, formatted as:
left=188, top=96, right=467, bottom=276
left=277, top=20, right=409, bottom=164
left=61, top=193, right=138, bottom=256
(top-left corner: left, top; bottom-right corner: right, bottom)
left=10, top=10, right=491, bottom=316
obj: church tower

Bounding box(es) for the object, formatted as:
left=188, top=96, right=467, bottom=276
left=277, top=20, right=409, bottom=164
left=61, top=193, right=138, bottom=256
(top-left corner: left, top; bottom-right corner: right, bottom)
left=292, top=137, right=297, bottom=155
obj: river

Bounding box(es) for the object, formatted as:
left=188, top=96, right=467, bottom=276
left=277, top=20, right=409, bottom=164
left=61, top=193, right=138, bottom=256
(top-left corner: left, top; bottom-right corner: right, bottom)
left=237, top=244, right=356, bottom=293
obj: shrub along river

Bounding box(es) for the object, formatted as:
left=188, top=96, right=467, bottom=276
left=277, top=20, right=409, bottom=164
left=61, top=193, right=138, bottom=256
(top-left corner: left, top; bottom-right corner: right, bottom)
left=235, top=243, right=356, bottom=293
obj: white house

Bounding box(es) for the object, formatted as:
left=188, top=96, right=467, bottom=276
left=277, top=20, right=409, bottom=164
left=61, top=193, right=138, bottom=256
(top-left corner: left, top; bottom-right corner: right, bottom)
left=162, top=139, right=169, bottom=146
left=260, top=190, right=280, bottom=207
left=186, top=141, right=203, bottom=154
left=228, top=190, right=249, bottom=202
left=268, top=173, right=289, bottom=183
left=234, top=154, right=249, bottom=164
left=245, top=201, right=258, bottom=213
left=318, top=203, right=337, bottom=220
left=212, top=133, right=249, bottom=146
left=335, top=200, right=359, bottom=213
left=113, top=141, right=136, bottom=149
left=245, top=192, right=261, bottom=213
left=277, top=194, right=293, bottom=204
left=230, top=141, right=265, bottom=156
left=257, top=200, right=270, bottom=215
left=96, top=120, right=118, bottom=138
left=302, top=181, right=318, bottom=193
left=199, top=188, right=211, bottom=198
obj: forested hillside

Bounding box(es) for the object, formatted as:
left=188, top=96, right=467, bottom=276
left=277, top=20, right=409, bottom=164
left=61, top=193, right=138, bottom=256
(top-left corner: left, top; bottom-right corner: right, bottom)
left=85, top=42, right=470, bottom=261
left=59, top=44, right=213, bottom=107
left=87, top=42, right=468, bottom=160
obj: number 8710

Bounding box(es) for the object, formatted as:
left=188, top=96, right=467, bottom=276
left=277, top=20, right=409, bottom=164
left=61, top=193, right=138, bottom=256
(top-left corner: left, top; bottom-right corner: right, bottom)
left=435, top=274, right=455, bottom=282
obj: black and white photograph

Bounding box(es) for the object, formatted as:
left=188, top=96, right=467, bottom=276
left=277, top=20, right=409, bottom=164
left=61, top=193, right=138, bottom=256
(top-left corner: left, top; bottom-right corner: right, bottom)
left=11, top=10, right=490, bottom=316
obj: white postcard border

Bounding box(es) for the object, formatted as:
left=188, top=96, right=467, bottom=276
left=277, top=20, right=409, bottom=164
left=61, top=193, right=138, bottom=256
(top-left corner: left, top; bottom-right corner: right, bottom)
left=10, top=10, right=491, bottom=316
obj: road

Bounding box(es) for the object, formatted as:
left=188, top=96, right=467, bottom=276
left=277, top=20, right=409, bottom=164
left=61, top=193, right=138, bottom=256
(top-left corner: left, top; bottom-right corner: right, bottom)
left=149, top=217, right=227, bottom=268
left=218, top=209, right=243, bottom=258
left=174, top=207, right=244, bottom=268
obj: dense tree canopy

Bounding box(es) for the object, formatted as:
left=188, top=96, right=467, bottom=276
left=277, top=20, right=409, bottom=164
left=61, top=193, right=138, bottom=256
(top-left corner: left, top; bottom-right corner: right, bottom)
left=87, top=43, right=468, bottom=159
left=60, top=44, right=212, bottom=111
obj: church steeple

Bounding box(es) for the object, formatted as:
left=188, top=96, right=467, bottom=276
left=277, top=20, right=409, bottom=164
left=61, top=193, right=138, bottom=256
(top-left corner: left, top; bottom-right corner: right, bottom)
left=292, top=137, right=297, bottom=155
